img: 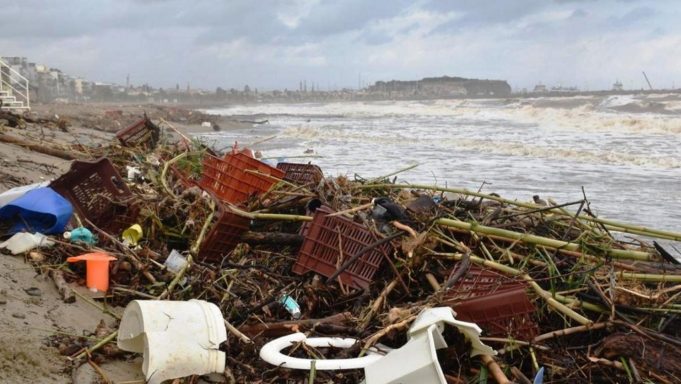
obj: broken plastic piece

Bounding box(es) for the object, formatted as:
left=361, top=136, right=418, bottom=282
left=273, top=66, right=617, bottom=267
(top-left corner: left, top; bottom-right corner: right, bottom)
left=0, top=187, right=73, bottom=235
left=122, top=224, right=143, bottom=246
left=279, top=295, right=302, bottom=319
left=66, top=252, right=116, bottom=292
left=364, top=307, right=495, bottom=384
left=0, top=232, right=54, bottom=255
left=259, top=333, right=386, bottom=370
left=534, top=367, right=545, bottom=384
left=64, top=227, right=95, bottom=245
left=0, top=181, right=49, bottom=208
left=117, top=299, right=227, bottom=384
left=164, top=250, right=187, bottom=274
left=260, top=307, right=494, bottom=383
left=126, top=166, right=142, bottom=181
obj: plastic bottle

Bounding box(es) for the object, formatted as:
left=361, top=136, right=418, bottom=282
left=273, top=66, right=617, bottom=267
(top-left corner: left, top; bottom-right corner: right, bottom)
left=279, top=295, right=302, bottom=319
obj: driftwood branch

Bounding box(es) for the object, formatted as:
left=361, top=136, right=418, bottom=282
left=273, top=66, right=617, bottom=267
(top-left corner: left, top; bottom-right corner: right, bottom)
left=0, top=133, right=86, bottom=160
left=49, top=269, right=76, bottom=303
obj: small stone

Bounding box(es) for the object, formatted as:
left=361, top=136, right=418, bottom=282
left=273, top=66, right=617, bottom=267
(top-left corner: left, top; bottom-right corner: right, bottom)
left=24, top=287, right=42, bottom=297
left=12, top=312, right=26, bottom=319
left=0, top=298, right=7, bottom=305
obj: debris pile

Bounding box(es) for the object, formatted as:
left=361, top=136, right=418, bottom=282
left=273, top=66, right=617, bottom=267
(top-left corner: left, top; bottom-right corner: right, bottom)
left=2, top=111, right=681, bottom=384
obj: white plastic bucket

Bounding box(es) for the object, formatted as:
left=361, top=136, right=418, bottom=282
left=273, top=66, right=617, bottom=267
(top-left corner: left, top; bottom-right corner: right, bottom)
left=117, top=299, right=227, bottom=384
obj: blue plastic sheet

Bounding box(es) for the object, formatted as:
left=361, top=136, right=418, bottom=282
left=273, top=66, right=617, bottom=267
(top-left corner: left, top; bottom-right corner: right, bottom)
left=0, top=187, right=73, bottom=235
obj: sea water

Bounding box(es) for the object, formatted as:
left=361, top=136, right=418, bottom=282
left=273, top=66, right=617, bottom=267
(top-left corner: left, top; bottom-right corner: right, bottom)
left=199, top=94, right=681, bottom=232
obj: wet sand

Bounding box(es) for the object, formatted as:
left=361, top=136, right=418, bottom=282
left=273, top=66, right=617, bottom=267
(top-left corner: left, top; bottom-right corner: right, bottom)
left=0, top=102, right=242, bottom=383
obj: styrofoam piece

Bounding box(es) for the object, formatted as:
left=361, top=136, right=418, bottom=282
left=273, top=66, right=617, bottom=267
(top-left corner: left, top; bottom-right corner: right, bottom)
left=117, top=299, right=227, bottom=384
left=364, top=307, right=495, bottom=384
left=260, top=332, right=386, bottom=370
left=0, top=181, right=49, bottom=208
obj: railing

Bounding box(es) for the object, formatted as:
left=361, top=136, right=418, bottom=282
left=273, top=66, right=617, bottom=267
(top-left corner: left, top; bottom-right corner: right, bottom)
left=0, top=58, right=30, bottom=109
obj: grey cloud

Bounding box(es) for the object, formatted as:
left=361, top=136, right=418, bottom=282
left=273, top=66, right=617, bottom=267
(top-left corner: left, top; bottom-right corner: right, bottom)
left=426, top=0, right=548, bottom=25
left=1, top=0, right=679, bottom=91
left=617, top=6, right=656, bottom=23
left=570, top=9, right=589, bottom=18
left=554, top=0, right=596, bottom=3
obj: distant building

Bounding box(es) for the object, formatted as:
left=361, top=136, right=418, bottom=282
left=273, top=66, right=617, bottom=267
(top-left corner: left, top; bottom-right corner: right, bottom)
left=533, top=83, right=547, bottom=93
left=612, top=80, right=623, bottom=91
left=550, top=86, right=579, bottom=93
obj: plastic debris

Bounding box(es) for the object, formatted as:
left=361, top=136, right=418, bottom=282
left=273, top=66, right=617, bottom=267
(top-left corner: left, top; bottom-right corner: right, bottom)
left=164, top=249, right=187, bottom=274
left=0, top=187, right=73, bottom=235
left=66, top=252, right=116, bottom=292
left=279, top=295, right=302, bottom=319
left=64, top=227, right=96, bottom=245
left=117, top=299, right=227, bottom=384
left=0, top=181, right=50, bottom=208
left=121, top=224, right=143, bottom=246
left=260, top=307, right=495, bottom=383
left=126, top=166, right=142, bottom=181
left=0, top=232, right=54, bottom=255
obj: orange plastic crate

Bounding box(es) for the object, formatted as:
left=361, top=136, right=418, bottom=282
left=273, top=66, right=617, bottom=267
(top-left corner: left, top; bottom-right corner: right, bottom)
left=443, top=265, right=525, bottom=303
left=452, top=287, right=539, bottom=341
left=276, top=162, right=324, bottom=185
left=198, top=206, right=250, bottom=263
left=115, top=117, right=159, bottom=148
left=198, top=153, right=285, bottom=205
left=292, top=207, right=391, bottom=290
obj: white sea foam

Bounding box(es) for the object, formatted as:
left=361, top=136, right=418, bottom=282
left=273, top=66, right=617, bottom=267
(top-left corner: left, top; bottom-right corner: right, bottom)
left=202, top=95, right=681, bottom=231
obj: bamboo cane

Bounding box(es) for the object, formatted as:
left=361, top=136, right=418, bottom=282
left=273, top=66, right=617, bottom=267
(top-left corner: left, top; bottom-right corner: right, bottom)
left=367, top=163, right=419, bottom=183
left=357, top=183, right=681, bottom=241
left=436, top=218, right=653, bottom=261
left=226, top=204, right=313, bottom=222
left=161, top=151, right=187, bottom=197
left=615, top=272, right=681, bottom=283
left=70, top=331, right=118, bottom=360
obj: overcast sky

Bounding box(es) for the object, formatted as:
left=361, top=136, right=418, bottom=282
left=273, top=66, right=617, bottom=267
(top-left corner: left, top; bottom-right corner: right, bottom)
left=1, top=0, right=679, bottom=91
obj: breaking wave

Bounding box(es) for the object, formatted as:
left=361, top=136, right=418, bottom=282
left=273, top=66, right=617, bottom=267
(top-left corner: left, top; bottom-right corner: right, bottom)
left=280, top=125, right=680, bottom=169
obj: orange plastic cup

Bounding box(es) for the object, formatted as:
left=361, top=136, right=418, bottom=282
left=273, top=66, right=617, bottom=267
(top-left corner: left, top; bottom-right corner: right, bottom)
left=67, top=252, right=117, bottom=292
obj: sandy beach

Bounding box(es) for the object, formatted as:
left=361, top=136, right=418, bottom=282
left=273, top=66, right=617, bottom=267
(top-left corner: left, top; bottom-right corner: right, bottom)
left=0, top=102, right=241, bottom=383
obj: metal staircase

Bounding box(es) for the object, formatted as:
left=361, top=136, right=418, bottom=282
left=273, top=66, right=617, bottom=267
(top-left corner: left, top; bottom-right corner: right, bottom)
left=0, top=58, right=30, bottom=111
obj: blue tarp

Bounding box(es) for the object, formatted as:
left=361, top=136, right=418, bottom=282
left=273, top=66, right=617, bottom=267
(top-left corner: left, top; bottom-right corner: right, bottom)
left=0, top=187, right=73, bottom=235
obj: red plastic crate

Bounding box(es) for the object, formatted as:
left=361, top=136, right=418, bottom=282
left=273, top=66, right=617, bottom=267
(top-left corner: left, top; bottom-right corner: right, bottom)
left=276, top=162, right=324, bottom=185
left=299, top=203, right=333, bottom=238
left=115, top=117, right=160, bottom=148
left=452, top=287, right=539, bottom=341
left=292, top=206, right=391, bottom=290
left=443, top=265, right=525, bottom=303
left=198, top=153, right=285, bottom=205
left=50, top=158, right=139, bottom=233
left=198, top=206, right=250, bottom=263
left=169, top=165, right=197, bottom=189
